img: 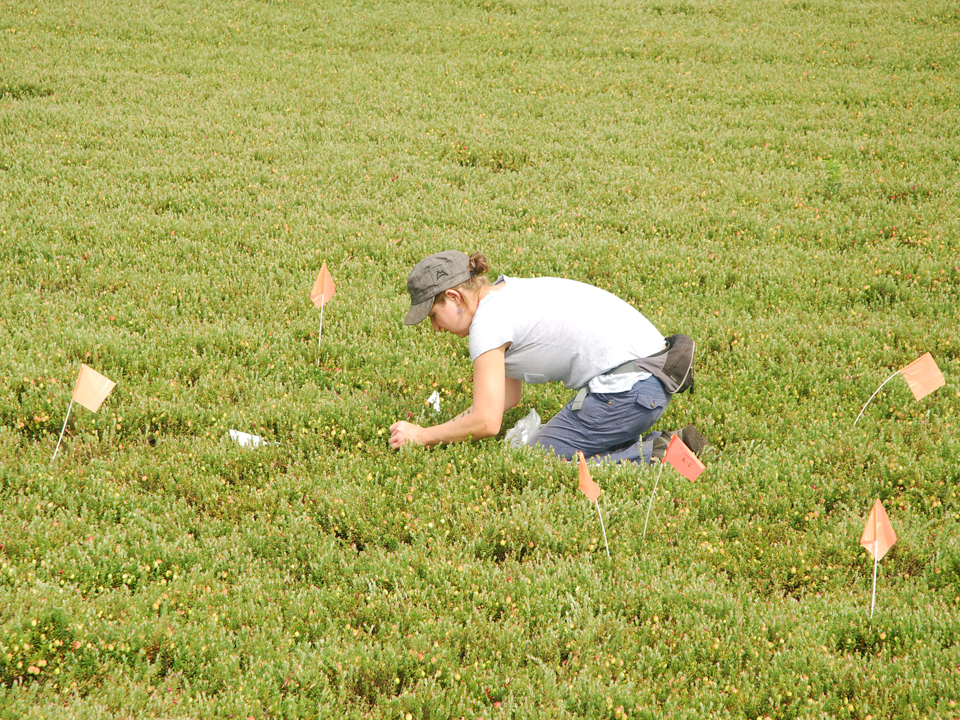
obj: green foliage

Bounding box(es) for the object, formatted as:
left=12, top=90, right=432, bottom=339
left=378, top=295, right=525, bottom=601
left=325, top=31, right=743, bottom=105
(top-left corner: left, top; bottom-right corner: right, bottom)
left=1, top=0, right=960, bottom=716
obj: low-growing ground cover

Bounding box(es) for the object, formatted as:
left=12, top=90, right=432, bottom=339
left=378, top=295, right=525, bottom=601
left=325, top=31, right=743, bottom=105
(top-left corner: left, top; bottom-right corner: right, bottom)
left=1, top=0, right=959, bottom=717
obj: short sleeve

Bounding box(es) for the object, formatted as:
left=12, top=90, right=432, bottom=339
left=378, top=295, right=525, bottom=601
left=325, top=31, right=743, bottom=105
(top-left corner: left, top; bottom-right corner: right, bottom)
left=469, top=295, right=513, bottom=362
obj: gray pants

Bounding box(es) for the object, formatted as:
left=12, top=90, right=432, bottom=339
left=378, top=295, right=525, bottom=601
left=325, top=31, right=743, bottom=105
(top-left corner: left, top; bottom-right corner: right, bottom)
left=528, top=375, right=669, bottom=464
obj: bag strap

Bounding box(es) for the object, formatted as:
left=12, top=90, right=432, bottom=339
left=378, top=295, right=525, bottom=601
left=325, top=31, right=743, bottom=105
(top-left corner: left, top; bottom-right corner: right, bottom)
left=572, top=386, right=589, bottom=411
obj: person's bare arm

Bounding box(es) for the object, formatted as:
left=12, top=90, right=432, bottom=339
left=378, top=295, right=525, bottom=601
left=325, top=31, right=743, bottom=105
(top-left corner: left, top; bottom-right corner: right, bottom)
left=389, top=344, right=513, bottom=448
left=443, top=375, right=521, bottom=422
left=503, top=376, right=522, bottom=411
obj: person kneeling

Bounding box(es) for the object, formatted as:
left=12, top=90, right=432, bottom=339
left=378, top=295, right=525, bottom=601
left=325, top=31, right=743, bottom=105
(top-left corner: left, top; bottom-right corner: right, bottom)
left=388, top=250, right=707, bottom=463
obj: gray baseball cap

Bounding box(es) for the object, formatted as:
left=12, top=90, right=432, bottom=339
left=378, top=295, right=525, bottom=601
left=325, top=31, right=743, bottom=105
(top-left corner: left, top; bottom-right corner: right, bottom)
left=404, top=250, right=472, bottom=325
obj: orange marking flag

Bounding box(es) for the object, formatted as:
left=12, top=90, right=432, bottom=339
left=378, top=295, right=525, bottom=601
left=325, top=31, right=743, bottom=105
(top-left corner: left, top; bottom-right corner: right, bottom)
left=72, top=364, right=116, bottom=412
left=577, top=452, right=602, bottom=502
left=663, top=434, right=705, bottom=482
left=900, top=352, right=945, bottom=401
left=860, top=499, right=897, bottom=561
left=310, top=262, right=336, bottom=308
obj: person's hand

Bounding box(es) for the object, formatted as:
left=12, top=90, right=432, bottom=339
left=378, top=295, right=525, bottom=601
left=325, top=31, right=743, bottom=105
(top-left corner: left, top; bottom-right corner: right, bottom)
left=389, top=421, right=424, bottom=449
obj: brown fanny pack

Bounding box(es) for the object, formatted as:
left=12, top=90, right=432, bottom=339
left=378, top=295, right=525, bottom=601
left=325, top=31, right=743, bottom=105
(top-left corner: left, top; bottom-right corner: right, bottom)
left=572, top=334, right=695, bottom=411
left=631, top=334, right=696, bottom=395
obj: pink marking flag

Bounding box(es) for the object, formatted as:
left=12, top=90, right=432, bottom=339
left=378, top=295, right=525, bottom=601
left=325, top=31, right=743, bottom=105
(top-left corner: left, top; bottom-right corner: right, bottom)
left=577, top=451, right=602, bottom=502
left=860, top=499, right=897, bottom=618
left=860, top=499, right=897, bottom=562
left=576, top=452, right=609, bottom=557
left=854, top=352, right=946, bottom=425
left=643, top=434, right=706, bottom=539
left=900, top=352, right=945, bottom=401
left=663, top=434, right=705, bottom=482
left=73, top=364, right=116, bottom=412
left=53, top=364, right=116, bottom=462
left=310, top=262, right=336, bottom=347
left=310, top=262, right=336, bottom=309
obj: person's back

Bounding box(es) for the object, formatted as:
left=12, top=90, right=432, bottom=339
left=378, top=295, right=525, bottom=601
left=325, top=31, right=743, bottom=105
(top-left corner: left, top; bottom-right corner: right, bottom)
left=469, top=276, right=665, bottom=391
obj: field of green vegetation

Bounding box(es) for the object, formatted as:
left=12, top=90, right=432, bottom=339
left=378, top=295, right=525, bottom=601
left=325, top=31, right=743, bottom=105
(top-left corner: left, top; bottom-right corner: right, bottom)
left=2, top=0, right=959, bottom=716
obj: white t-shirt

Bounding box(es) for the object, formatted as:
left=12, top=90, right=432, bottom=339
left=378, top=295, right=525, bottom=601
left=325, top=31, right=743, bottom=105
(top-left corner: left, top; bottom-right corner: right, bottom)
left=468, top=276, right=665, bottom=393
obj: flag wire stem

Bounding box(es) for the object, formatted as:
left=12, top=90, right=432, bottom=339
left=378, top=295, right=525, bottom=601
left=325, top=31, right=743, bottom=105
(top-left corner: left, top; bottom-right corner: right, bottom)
left=642, top=461, right=665, bottom=541
left=870, top=542, right=879, bottom=620
left=854, top=371, right=899, bottom=427
left=52, top=399, right=74, bottom=463
left=318, top=294, right=325, bottom=348
left=595, top=500, right=610, bottom=559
